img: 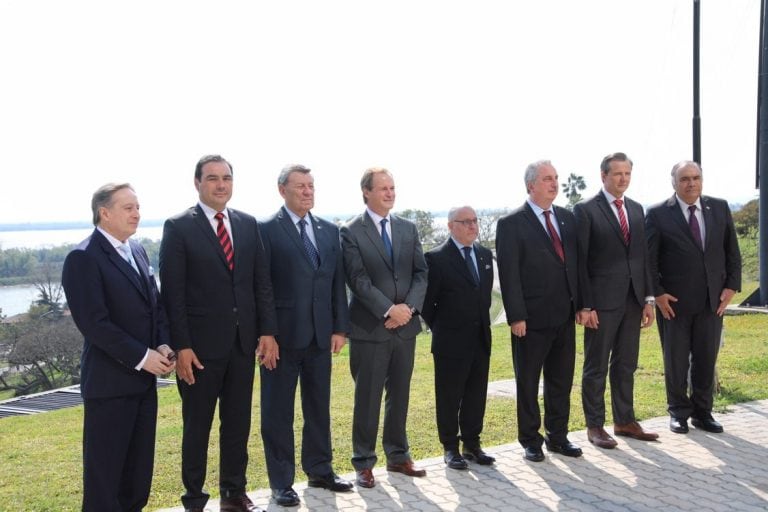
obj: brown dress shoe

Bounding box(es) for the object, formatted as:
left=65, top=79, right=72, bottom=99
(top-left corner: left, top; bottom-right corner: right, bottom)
left=219, top=494, right=264, bottom=512
left=356, top=468, right=375, bottom=488
left=614, top=421, right=659, bottom=441
left=386, top=460, right=427, bottom=477
left=587, top=426, right=618, bottom=449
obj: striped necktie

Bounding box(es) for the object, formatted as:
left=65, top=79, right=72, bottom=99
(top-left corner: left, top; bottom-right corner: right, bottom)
left=214, top=212, right=234, bottom=271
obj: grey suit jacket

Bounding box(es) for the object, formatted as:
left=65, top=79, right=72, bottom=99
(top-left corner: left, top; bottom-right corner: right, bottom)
left=341, top=211, right=428, bottom=341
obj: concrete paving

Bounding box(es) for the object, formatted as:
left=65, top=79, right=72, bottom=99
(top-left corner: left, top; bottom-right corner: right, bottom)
left=157, top=399, right=768, bottom=511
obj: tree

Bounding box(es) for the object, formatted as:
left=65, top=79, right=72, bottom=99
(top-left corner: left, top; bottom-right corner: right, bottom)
left=476, top=208, right=509, bottom=248
left=732, top=198, right=758, bottom=238
left=561, top=173, right=587, bottom=210
left=396, top=209, right=437, bottom=248
left=32, top=264, right=65, bottom=319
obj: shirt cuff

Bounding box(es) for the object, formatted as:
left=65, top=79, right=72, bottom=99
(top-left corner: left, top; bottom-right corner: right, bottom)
left=135, top=349, right=150, bottom=371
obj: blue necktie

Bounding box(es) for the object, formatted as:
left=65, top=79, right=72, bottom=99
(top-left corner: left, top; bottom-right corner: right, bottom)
left=299, top=218, right=320, bottom=269
left=380, top=218, right=394, bottom=263
left=462, top=246, right=480, bottom=286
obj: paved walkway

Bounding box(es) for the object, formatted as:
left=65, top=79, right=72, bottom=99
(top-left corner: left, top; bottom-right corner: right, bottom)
left=157, top=399, right=768, bottom=511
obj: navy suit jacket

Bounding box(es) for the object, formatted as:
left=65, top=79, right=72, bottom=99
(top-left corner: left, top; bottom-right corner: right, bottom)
left=259, top=207, right=349, bottom=349
left=62, top=229, right=169, bottom=400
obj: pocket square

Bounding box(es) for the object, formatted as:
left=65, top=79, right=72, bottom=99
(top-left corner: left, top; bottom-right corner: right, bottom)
left=485, top=264, right=492, bottom=270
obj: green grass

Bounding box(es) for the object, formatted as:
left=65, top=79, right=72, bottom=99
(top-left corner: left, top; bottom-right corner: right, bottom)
left=1, top=313, right=766, bottom=511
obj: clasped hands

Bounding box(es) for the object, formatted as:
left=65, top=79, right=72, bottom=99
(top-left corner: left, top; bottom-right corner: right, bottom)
left=384, top=303, right=413, bottom=330
left=143, top=344, right=176, bottom=376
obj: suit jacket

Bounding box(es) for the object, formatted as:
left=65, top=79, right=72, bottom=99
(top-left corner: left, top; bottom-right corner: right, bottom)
left=259, top=207, right=349, bottom=349
left=159, top=205, right=278, bottom=359
left=574, top=192, right=652, bottom=309
left=645, top=195, right=741, bottom=315
left=62, top=229, right=169, bottom=400
left=341, top=211, right=428, bottom=341
left=421, top=240, right=493, bottom=358
left=496, top=203, right=581, bottom=330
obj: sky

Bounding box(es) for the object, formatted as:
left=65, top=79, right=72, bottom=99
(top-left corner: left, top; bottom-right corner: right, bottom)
left=0, top=0, right=762, bottom=225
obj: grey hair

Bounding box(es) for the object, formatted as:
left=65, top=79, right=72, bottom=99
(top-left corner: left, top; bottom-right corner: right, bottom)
left=447, top=206, right=474, bottom=222
left=360, top=167, right=393, bottom=204
left=278, top=164, right=312, bottom=186
left=670, top=160, right=702, bottom=186
left=91, top=183, right=134, bottom=226
left=524, top=160, right=552, bottom=192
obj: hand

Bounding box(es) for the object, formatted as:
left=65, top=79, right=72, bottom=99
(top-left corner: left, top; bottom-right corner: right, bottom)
left=330, top=333, right=347, bottom=354
left=577, top=309, right=599, bottom=329
left=641, top=303, right=655, bottom=328
left=511, top=320, right=526, bottom=338
left=717, top=288, right=737, bottom=316
left=176, top=348, right=204, bottom=385
left=143, top=348, right=175, bottom=376
left=385, top=304, right=412, bottom=329
left=656, top=293, right=678, bottom=320
left=256, top=335, right=279, bottom=370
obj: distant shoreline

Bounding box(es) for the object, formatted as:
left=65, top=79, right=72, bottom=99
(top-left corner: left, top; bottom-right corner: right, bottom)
left=0, top=220, right=165, bottom=232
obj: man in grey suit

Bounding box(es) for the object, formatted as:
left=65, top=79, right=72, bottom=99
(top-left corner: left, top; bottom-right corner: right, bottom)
left=258, top=165, right=353, bottom=507
left=341, top=167, right=428, bottom=488
left=574, top=152, right=658, bottom=450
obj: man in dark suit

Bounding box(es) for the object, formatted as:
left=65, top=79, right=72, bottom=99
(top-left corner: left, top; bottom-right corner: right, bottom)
left=258, top=164, right=353, bottom=507
left=496, top=160, right=583, bottom=462
left=574, top=152, right=658, bottom=450
left=645, top=160, right=741, bottom=434
left=62, top=183, right=175, bottom=511
left=160, top=155, right=278, bottom=512
left=341, top=167, right=428, bottom=488
left=422, top=205, right=495, bottom=470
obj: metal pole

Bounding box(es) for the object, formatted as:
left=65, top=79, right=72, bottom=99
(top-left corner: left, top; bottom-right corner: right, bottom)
left=758, top=0, right=768, bottom=305
left=693, top=0, right=702, bottom=164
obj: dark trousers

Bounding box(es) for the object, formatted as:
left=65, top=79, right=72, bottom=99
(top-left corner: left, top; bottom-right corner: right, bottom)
left=82, top=384, right=157, bottom=512
left=260, top=342, right=333, bottom=489
left=512, top=321, right=575, bottom=448
left=582, top=293, right=642, bottom=427
left=349, top=336, right=416, bottom=470
left=178, top=344, right=255, bottom=509
left=433, top=343, right=490, bottom=450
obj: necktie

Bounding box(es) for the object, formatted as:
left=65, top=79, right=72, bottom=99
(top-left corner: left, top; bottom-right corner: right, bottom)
left=214, top=212, right=234, bottom=271
left=688, top=205, right=703, bottom=250
left=299, top=218, right=320, bottom=269
left=118, top=243, right=139, bottom=273
left=380, top=218, right=394, bottom=263
left=614, top=198, right=630, bottom=245
left=462, top=246, right=480, bottom=286
left=543, top=210, right=565, bottom=262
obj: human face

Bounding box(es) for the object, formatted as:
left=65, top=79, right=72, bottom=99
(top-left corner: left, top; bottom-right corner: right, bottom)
left=448, top=207, right=479, bottom=246
left=673, top=164, right=703, bottom=205
left=364, top=172, right=396, bottom=217
left=99, top=187, right=140, bottom=242
left=280, top=171, right=315, bottom=217
left=602, top=160, right=632, bottom=198
left=195, top=161, right=233, bottom=211
left=528, top=163, right=559, bottom=208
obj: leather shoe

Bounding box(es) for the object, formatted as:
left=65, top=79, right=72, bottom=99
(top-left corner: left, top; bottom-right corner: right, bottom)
left=670, top=417, right=689, bottom=434
left=444, top=449, right=468, bottom=470
left=220, top=494, right=265, bottom=512
left=462, top=446, right=496, bottom=465
left=271, top=488, right=300, bottom=507
left=524, top=445, right=545, bottom=462
left=545, top=439, right=583, bottom=458
left=386, top=459, right=427, bottom=477
left=184, top=508, right=207, bottom=512
left=614, top=421, right=659, bottom=441
left=307, top=472, right=354, bottom=492
left=587, top=427, right=618, bottom=449
left=355, top=468, right=375, bottom=488
left=692, top=415, right=724, bottom=433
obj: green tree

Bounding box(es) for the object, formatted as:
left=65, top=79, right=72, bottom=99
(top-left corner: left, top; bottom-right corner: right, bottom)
left=732, top=198, right=758, bottom=238
left=476, top=208, right=510, bottom=249
left=562, top=173, right=587, bottom=210
left=396, top=209, right=436, bottom=248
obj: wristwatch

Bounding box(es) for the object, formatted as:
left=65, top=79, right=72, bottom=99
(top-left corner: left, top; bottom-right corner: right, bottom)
left=645, top=298, right=656, bottom=306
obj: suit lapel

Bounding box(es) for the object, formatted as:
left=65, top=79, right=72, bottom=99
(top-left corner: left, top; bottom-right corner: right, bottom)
left=445, top=240, right=477, bottom=287
left=700, top=196, right=715, bottom=251
left=595, top=193, right=626, bottom=245
left=523, top=203, right=561, bottom=261
left=278, top=207, right=317, bottom=270
left=362, top=212, right=393, bottom=269
left=309, top=213, right=333, bottom=270
left=95, top=231, right=147, bottom=299
left=475, top=243, right=492, bottom=293
left=666, top=195, right=702, bottom=251
left=194, top=205, right=230, bottom=270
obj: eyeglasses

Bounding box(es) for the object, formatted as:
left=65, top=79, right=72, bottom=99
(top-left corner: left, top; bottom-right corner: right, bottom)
left=453, top=218, right=478, bottom=226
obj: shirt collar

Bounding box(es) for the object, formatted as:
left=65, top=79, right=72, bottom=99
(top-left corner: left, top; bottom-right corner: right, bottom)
left=198, top=201, right=227, bottom=220
left=602, top=188, right=622, bottom=204
left=284, top=206, right=311, bottom=226
left=97, top=226, right=127, bottom=248
left=675, top=194, right=702, bottom=212
left=366, top=207, right=390, bottom=225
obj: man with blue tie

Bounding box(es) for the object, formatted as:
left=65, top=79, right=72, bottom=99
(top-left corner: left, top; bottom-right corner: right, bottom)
left=62, top=183, right=175, bottom=511
left=258, top=164, right=353, bottom=507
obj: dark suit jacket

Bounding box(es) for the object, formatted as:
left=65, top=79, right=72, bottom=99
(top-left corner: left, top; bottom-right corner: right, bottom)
left=645, top=195, right=741, bottom=315
left=259, top=207, right=349, bottom=349
left=422, top=240, right=493, bottom=358
left=341, top=211, right=428, bottom=341
left=159, top=205, right=277, bottom=359
left=574, top=192, right=652, bottom=309
left=62, top=229, right=169, bottom=399
left=496, top=203, right=580, bottom=329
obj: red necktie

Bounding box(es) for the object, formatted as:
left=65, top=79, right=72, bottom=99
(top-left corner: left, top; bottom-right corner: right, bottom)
left=214, top=212, right=234, bottom=271
left=614, top=198, right=630, bottom=245
left=543, top=210, right=565, bottom=262
left=688, top=205, right=703, bottom=250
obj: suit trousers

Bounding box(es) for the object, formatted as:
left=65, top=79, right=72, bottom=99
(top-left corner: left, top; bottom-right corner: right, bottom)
left=512, top=321, right=575, bottom=448
left=349, top=335, right=416, bottom=470
left=260, top=342, right=333, bottom=489
left=178, top=342, right=255, bottom=509
left=659, top=308, right=723, bottom=419
left=82, top=385, right=157, bottom=512
left=582, top=292, right=642, bottom=427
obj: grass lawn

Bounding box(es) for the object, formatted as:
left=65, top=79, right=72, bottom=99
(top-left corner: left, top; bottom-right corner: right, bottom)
left=0, top=312, right=766, bottom=511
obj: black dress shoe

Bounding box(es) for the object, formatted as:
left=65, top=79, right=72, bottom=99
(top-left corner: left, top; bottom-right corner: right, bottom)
left=692, top=415, right=723, bottom=433
left=462, top=446, right=496, bottom=465
left=271, top=488, right=300, bottom=507
left=670, top=417, right=689, bottom=434
left=220, top=494, right=264, bottom=512
left=444, top=449, right=469, bottom=470
left=307, top=472, right=354, bottom=492
left=545, top=439, right=583, bottom=458
left=524, top=445, right=545, bottom=462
